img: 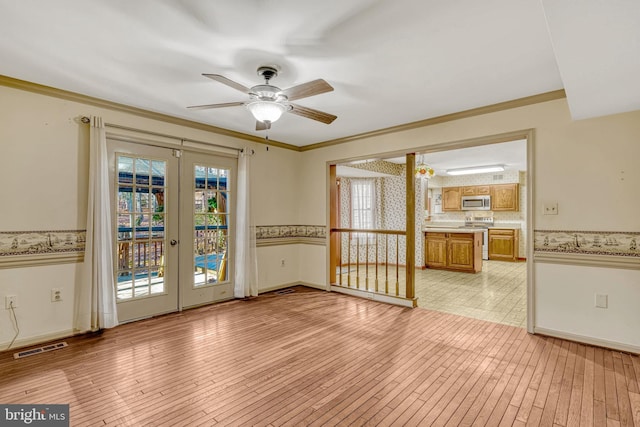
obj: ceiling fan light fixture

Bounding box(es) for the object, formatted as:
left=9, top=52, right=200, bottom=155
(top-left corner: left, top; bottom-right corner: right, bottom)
left=246, top=101, right=287, bottom=123
left=446, top=165, right=505, bottom=176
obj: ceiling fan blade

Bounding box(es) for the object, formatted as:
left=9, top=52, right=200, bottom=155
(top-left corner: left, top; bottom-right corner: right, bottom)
left=281, top=79, right=334, bottom=101
left=187, top=101, right=245, bottom=110
left=289, top=103, right=337, bottom=124
left=256, top=120, right=271, bottom=131
left=202, top=74, right=251, bottom=93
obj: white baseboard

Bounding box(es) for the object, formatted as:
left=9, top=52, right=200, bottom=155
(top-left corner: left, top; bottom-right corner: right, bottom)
left=298, top=281, right=330, bottom=291
left=534, top=327, right=640, bottom=355
left=330, top=285, right=417, bottom=308
left=0, top=329, right=76, bottom=353
left=258, top=281, right=329, bottom=294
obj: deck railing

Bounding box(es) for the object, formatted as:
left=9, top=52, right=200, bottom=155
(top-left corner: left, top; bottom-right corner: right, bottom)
left=331, top=228, right=408, bottom=298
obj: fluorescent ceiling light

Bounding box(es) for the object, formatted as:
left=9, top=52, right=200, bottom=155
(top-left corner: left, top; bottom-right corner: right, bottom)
left=446, top=165, right=505, bottom=176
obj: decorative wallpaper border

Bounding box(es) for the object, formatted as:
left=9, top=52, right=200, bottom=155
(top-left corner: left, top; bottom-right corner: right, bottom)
left=0, top=230, right=86, bottom=256
left=0, top=230, right=86, bottom=269
left=533, top=230, right=640, bottom=258
left=256, top=225, right=326, bottom=246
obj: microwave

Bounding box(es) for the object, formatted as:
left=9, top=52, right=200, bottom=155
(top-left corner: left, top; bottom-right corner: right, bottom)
left=461, top=195, right=491, bottom=211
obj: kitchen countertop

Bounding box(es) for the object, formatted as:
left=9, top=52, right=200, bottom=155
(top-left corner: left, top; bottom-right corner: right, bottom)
left=423, top=227, right=486, bottom=233
left=424, top=222, right=521, bottom=231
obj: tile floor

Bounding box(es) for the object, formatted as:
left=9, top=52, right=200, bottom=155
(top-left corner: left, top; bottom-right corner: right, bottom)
left=415, top=260, right=527, bottom=327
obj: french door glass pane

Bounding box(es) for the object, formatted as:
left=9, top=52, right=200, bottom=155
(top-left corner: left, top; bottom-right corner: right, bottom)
left=193, top=164, right=230, bottom=287
left=116, top=155, right=167, bottom=300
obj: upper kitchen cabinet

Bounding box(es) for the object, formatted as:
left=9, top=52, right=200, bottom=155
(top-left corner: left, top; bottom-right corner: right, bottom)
left=442, top=187, right=461, bottom=211
left=462, top=185, right=491, bottom=196
left=491, top=183, right=519, bottom=211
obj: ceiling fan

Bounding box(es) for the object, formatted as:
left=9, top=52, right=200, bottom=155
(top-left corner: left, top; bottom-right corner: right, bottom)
left=188, top=65, right=337, bottom=130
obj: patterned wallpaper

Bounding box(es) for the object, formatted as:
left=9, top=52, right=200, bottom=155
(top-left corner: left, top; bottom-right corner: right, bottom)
left=338, top=172, right=424, bottom=266
left=347, top=160, right=403, bottom=176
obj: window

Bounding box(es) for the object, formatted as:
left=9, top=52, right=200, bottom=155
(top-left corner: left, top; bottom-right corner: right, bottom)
left=351, top=179, right=376, bottom=238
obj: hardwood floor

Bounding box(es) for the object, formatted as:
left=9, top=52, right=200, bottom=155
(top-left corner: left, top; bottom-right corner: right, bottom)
left=1, top=286, right=639, bottom=426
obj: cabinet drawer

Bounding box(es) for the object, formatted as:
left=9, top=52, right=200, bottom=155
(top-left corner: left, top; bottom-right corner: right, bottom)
left=425, top=232, right=447, bottom=239
left=488, top=228, right=515, bottom=236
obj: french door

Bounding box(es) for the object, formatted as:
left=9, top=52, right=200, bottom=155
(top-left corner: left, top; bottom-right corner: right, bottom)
left=108, top=140, right=180, bottom=322
left=108, top=139, right=236, bottom=322
left=181, top=151, right=236, bottom=308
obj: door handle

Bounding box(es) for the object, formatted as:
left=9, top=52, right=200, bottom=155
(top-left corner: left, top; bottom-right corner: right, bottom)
left=170, top=239, right=178, bottom=246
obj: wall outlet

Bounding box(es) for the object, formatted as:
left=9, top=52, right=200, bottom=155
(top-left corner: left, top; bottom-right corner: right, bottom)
left=543, top=203, right=558, bottom=215
left=595, top=294, right=608, bottom=309
left=280, top=259, right=285, bottom=267
left=51, top=288, right=62, bottom=302
left=5, top=295, right=17, bottom=309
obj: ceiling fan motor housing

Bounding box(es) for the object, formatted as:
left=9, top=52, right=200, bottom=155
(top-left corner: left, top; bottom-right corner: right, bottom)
left=250, top=84, right=287, bottom=102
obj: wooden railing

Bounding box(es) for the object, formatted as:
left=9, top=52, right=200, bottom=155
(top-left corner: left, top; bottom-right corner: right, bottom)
left=331, top=228, right=409, bottom=299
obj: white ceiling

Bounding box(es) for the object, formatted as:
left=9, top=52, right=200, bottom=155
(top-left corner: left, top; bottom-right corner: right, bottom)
left=1, top=1, right=638, bottom=147
left=339, top=139, right=526, bottom=177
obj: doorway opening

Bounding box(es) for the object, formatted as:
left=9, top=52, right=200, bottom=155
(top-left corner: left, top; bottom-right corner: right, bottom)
left=330, top=132, right=532, bottom=329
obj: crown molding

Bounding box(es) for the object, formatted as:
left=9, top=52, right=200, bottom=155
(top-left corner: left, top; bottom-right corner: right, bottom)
left=0, top=74, right=299, bottom=152
left=300, top=89, right=566, bottom=152
left=1, top=74, right=566, bottom=153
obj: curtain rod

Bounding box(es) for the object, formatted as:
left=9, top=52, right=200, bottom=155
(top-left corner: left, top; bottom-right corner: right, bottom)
left=80, top=116, right=244, bottom=153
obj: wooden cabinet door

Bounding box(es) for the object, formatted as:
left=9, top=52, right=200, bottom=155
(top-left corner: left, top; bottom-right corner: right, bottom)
left=425, top=233, right=447, bottom=267
left=442, top=187, right=461, bottom=211
left=488, top=229, right=517, bottom=261
left=448, top=236, right=474, bottom=270
left=476, top=185, right=491, bottom=195
left=462, top=186, right=476, bottom=196
left=491, top=183, right=519, bottom=211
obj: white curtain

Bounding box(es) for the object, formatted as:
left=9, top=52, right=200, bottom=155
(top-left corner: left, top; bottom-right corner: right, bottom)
left=351, top=178, right=378, bottom=233
left=234, top=148, right=258, bottom=298
left=75, top=116, right=119, bottom=331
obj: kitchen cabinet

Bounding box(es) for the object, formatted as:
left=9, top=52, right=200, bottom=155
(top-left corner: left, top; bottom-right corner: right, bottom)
left=488, top=228, right=519, bottom=261
left=425, top=231, right=482, bottom=273
left=462, top=185, right=491, bottom=196
left=424, top=233, right=447, bottom=268
left=491, top=183, right=519, bottom=211
left=442, top=187, right=461, bottom=211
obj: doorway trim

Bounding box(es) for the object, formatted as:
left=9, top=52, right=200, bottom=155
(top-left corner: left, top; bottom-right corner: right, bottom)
left=326, top=128, right=535, bottom=333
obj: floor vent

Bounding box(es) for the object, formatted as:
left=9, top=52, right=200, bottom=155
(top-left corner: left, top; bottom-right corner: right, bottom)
left=275, top=289, right=295, bottom=295
left=13, top=341, right=68, bottom=359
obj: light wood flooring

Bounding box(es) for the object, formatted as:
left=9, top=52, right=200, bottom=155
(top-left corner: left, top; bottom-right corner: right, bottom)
left=1, top=286, right=639, bottom=426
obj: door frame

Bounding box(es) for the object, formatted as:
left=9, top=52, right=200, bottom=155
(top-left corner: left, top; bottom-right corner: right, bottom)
left=327, top=128, right=535, bottom=333
left=106, top=132, right=240, bottom=322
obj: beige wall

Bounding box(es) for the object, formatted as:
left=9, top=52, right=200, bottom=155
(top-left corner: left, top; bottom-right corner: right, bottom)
left=298, top=98, right=640, bottom=351
left=0, top=84, right=300, bottom=347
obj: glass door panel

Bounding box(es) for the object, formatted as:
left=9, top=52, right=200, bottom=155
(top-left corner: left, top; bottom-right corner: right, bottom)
left=182, top=152, right=236, bottom=308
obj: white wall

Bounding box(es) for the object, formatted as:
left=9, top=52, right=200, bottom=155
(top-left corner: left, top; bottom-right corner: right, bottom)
left=298, top=98, right=640, bottom=351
